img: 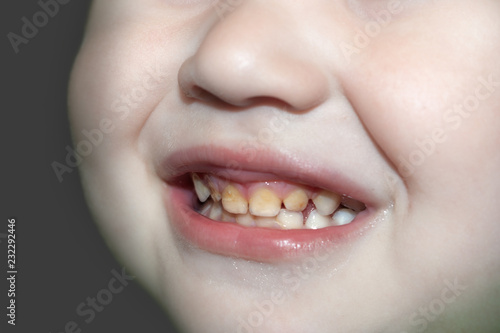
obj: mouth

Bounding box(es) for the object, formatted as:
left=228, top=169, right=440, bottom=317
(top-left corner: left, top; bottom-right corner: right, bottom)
left=161, top=146, right=384, bottom=262
left=192, top=172, right=365, bottom=229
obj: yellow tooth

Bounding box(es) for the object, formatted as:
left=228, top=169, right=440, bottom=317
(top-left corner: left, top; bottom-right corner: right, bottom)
left=312, top=190, right=341, bottom=216
left=254, top=216, right=279, bottom=228
left=276, top=209, right=303, bottom=230
left=305, top=210, right=331, bottom=229
left=283, top=189, right=309, bottom=212
left=208, top=201, right=222, bottom=220
left=192, top=173, right=211, bottom=202
left=222, top=184, right=248, bottom=215
left=249, top=188, right=282, bottom=217
left=236, top=213, right=255, bottom=227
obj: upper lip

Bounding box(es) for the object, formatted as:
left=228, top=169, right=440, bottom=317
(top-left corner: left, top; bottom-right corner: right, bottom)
left=160, top=145, right=383, bottom=209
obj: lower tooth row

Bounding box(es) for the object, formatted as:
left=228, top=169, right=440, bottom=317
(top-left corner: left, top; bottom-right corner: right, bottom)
left=277, top=209, right=303, bottom=229
left=199, top=200, right=356, bottom=230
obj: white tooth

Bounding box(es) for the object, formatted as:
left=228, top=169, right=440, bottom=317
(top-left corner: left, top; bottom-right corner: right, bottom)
left=199, top=201, right=212, bottom=217
left=249, top=188, right=282, bottom=217
left=192, top=173, right=211, bottom=202
left=332, top=208, right=356, bottom=226
left=312, top=191, right=341, bottom=216
left=254, top=216, right=279, bottom=228
left=305, top=210, right=332, bottom=229
left=276, top=209, right=303, bottom=230
left=222, top=184, right=248, bottom=214
left=208, top=201, right=222, bottom=220
left=236, top=213, right=255, bottom=227
left=283, top=189, right=309, bottom=212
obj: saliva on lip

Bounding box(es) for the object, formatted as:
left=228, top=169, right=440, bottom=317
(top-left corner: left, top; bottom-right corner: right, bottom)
left=191, top=173, right=365, bottom=230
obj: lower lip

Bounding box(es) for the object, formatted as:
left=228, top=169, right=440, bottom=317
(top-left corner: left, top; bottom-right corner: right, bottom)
left=165, top=185, right=373, bottom=263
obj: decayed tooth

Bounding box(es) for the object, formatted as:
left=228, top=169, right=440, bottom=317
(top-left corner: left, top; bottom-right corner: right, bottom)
left=222, top=184, right=248, bottom=215
left=249, top=188, right=282, bottom=217
left=276, top=209, right=303, bottom=230
left=312, top=190, right=341, bottom=216
left=192, top=173, right=211, bottom=202
left=236, top=213, right=255, bottom=227
left=332, top=208, right=356, bottom=226
left=255, top=216, right=279, bottom=228
left=283, top=189, right=309, bottom=212
left=305, top=210, right=332, bottom=229
left=206, top=177, right=221, bottom=202
left=208, top=201, right=223, bottom=220
left=341, top=196, right=365, bottom=212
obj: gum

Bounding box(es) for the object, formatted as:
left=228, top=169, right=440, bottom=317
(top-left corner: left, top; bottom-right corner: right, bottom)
left=200, top=173, right=320, bottom=201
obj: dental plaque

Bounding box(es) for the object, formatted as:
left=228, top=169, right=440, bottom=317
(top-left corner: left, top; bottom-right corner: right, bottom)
left=191, top=173, right=365, bottom=230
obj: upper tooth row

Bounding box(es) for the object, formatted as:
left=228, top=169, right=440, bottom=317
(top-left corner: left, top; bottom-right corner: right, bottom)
left=193, top=173, right=344, bottom=217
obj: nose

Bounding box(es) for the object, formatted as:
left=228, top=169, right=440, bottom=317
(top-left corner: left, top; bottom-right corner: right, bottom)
left=178, top=2, right=330, bottom=111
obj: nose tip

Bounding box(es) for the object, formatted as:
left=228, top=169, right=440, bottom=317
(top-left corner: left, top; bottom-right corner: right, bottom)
left=177, top=6, right=330, bottom=111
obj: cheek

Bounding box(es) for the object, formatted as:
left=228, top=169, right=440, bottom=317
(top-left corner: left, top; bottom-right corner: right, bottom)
left=342, top=2, right=500, bottom=194
left=69, top=19, right=189, bottom=150
left=341, top=1, right=500, bottom=275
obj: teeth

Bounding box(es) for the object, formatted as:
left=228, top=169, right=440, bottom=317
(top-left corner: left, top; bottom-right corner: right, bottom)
left=221, top=210, right=236, bottom=222
left=305, top=210, right=332, bottom=229
left=222, top=185, right=248, bottom=215
left=332, top=208, right=356, bottom=226
left=312, top=191, right=341, bottom=216
left=199, top=201, right=212, bottom=217
left=194, top=173, right=363, bottom=230
left=341, top=197, right=365, bottom=212
left=249, top=188, right=282, bottom=217
left=208, top=201, right=223, bottom=220
left=283, top=189, right=309, bottom=212
left=236, top=213, right=255, bottom=227
left=192, top=173, right=211, bottom=202
left=254, top=216, right=279, bottom=228
left=276, top=209, right=303, bottom=229
left=206, top=177, right=221, bottom=202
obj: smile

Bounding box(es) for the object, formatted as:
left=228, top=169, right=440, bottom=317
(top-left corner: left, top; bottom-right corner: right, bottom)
left=161, top=146, right=385, bottom=262
left=192, top=173, right=365, bottom=229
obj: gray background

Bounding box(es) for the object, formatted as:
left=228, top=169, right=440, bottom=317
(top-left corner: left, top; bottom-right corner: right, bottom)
left=3, top=1, right=179, bottom=332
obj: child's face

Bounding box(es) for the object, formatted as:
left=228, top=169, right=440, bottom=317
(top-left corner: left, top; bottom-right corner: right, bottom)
left=69, top=1, right=500, bottom=332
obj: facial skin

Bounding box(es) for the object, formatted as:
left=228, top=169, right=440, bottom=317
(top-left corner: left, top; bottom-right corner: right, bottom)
left=69, top=0, right=500, bottom=332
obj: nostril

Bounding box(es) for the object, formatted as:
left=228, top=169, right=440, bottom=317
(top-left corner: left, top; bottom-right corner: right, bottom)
left=181, top=74, right=298, bottom=110
left=246, top=96, right=297, bottom=112
left=183, top=84, right=221, bottom=104
left=181, top=79, right=290, bottom=109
